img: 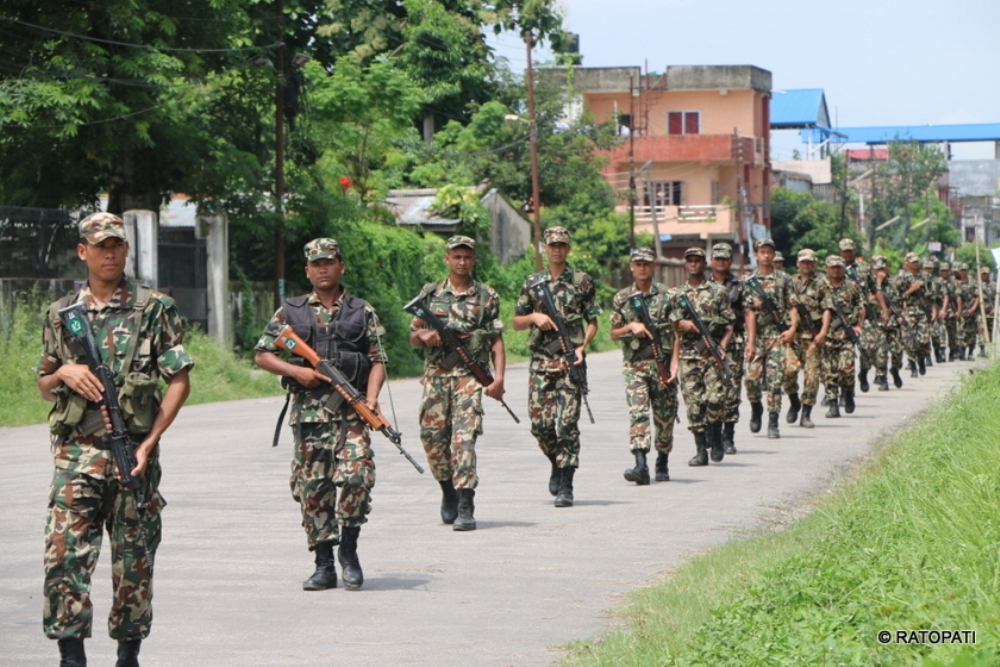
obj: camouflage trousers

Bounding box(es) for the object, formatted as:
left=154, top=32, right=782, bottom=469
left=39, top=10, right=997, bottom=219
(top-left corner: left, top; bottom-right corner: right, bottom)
left=528, top=366, right=582, bottom=469
left=904, top=310, right=932, bottom=361
left=962, top=314, right=979, bottom=348
left=678, top=355, right=727, bottom=432
left=945, top=315, right=962, bottom=354
left=622, top=359, right=677, bottom=453
left=875, top=325, right=904, bottom=372
left=930, top=316, right=947, bottom=351
left=782, top=336, right=822, bottom=405
left=419, top=372, right=482, bottom=489
left=857, top=319, right=884, bottom=373
left=822, top=341, right=856, bottom=399
left=44, top=451, right=163, bottom=641
left=723, top=338, right=746, bottom=423
left=291, top=419, right=375, bottom=548
left=745, top=334, right=785, bottom=414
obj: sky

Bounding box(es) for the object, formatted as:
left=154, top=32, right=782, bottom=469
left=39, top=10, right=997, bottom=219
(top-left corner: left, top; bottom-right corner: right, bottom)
left=487, top=0, right=999, bottom=160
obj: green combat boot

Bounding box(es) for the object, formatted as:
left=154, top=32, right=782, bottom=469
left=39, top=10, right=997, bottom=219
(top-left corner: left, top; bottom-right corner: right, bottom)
left=624, top=450, right=650, bottom=485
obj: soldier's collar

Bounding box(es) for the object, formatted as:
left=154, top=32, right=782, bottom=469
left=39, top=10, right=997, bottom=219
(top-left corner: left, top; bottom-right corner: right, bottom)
left=81, top=277, right=132, bottom=311
left=631, top=281, right=659, bottom=295
left=442, top=278, right=478, bottom=295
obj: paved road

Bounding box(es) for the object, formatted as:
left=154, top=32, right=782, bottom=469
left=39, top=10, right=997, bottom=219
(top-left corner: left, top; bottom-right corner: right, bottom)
left=1, top=351, right=972, bottom=666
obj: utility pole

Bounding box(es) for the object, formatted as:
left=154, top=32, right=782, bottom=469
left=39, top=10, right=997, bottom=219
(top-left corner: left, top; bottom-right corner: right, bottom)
left=274, top=0, right=286, bottom=308
left=525, top=30, right=543, bottom=271
left=628, top=74, right=636, bottom=249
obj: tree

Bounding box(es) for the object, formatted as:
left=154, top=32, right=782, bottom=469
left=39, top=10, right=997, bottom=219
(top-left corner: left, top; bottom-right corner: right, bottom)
left=867, top=140, right=949, bottom=251
left=771, top=188, right=854, bottom=261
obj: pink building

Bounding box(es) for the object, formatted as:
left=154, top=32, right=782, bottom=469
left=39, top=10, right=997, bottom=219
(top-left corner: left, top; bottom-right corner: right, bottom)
left=565, top=65, right=772, bottom=260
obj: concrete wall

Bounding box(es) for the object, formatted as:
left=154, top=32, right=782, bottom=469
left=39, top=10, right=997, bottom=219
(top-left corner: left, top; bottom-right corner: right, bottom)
left=949, top=160, right=1000, bottom=196
left=665, top=65, right=772, bottom=94
left=483, top=190, right=532, bottom=263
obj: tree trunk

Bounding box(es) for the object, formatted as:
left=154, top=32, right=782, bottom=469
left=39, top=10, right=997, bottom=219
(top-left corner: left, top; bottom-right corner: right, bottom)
left=106, top=146, right=163, bottom=215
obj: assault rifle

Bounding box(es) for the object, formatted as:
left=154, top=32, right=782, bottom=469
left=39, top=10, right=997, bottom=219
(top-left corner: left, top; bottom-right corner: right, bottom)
left=877, top=283, right=908, bottom=327
left=59, top=303, right=153, bottom=565
left=829, top=297, right=862, bottom=346
left=676, top=293, right=733, bottom=381
left=271, top=325, right=424, bottom=474
left=846, top=266, right=877, bottom=320
left=745, top=277, right=790, bottom=333
left=795, top=303, right=822, bottom=337
left=627, top=292, right=673, bottom=386
left=528, top=280, right=595, bottom=424
left=403, top=296, right=520, bottom=423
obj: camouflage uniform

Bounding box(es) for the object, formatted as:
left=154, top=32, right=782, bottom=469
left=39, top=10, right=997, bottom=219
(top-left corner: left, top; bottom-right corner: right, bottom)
left=256, top=290, right=386, bottom=546
left=785, top=265, right=827, bottom=406
left=940, top=269, right=962, bottom=358
left=896, top=262, right=933, bottom=364
left=873, top=266, right=905, bottom=378
left=979, top=271, right=996, bottom=349
left=611, top=281, right=677, bottom=454
left=671, top=280, right=735, bottom=432
left=412, top=278, right=504, bottom=489
left=922, top=265, right=947, bottom=357
left=846, top=257, right=882, bottom=378
left=822, top=277, right=863, bottom=401
left=515, top=266, right=600, bottom=470
left=38, top=278, right=192, bottom=641
left=744, top=269, right=798, bottom=414
left=958, top=269, right=980, bottom=352
left=718, top=271, right=746, bottom=424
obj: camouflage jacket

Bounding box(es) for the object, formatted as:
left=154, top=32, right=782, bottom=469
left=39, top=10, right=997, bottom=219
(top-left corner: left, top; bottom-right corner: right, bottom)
left=980, top=279, right=997, bottom=316
left=875, top=274, right=905, bottom=329
left=791, top=273, right=829, bottom=338
left=256, top=290, right=386, bottom=425
left=894, top=273, right=932, bottom=317
left=515, top=266, right=601, bottom=369
left=611, top=282, right=676, bottom=364
left=824, top=279, right=863, bottom=343
left=411, top=278, right=504, bottom=376
left=37, top=278, right=193, bottom=475
left=940, top=277, right=959, bottom=314
left=670, top=280, right=734, bottom=360
left=958, top=278, right=979, bottom=314
left=743, top=270, right=799, bottom=337
left=715, top=272, right=747, bottom=337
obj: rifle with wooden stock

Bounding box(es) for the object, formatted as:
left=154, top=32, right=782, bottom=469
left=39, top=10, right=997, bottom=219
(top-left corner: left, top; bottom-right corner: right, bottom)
left=627, top=292, right=673, bottom=386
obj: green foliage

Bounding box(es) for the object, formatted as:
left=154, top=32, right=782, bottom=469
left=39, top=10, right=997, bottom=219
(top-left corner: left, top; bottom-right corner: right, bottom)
left=770, top=188, right=855, bottom=261
left=868, top=140, right=950, bottom=250
left=953, top=242, right=997, bottom=273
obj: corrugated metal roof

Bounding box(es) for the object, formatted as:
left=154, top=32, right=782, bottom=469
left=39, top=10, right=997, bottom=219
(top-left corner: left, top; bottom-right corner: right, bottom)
left=384, top=189, right=461, bottom=228
left=817, top=123, right=1000, bottom=144
left=770, top=89, right=830, bottom=129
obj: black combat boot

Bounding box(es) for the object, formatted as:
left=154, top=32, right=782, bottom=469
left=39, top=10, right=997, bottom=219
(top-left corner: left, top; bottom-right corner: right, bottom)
left=338, top=527, right=364, bottom=590
left=115, top=639, right=141, bottom=667
left=968, top=344, right=976, bottom=360
left=925, top=354, right=933, bottom=367
left=709, top=422, right=725, bottom=462
left=820, top=394, right=831, bottom=406
left=546, top=453, right=560, bottom=496
left=858, top=369, right=870, bottom=392
left=767, top=412, right=780, bottom=439
left=58, top=638, right=86, bottom=667
left=438, top=480, right=459, bottom=525
left=826, top=396, right=841, bottom=418
left=554, top=467, right=575, bottom=507
left=687, top=430, right=709, bottom=466
left=843, top=387, right=856, bottom=414
left=623, top=450, right=650, bottom=485
left=839, top=394, right=846, bottom=407
left=303, top=541, right=337, bottom=591
left=799, top=404, right=814, bottom=428
left=453, top=489, right=476, bottom=531
left=956, top=347, right=966, bottom=361
left=980, top=344, right=989, bottom=358
left=723, top=422, right=737, bottom=455
left=891, top=367, right=903, bottom=388
left=749, top=401, right=764, bottom=433
left=909, top=360, right=918, bottom=378
left=654, top=451, right=670, bottom=481
left=918, top=356, right=926, bottom=375
left=785, top=393, right=801, bottom=424
left=876, top=374, right=889, bottom=391
left=936, top=348, right=947, bottom=363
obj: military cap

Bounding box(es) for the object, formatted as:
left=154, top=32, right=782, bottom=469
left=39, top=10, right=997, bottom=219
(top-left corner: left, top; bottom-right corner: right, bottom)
left=754, top=238, right=775, bottom=250
left=774, top=251, right=785, bottom=262
left=543, top=226, right=570, bottom=244
left=904, top=252, right=920, bottom=264
left=981, top=266, right=991, bottom=274
left=825, top=255, right=846, bottom=268
left=797, top=248, right=817, bottom=262
left=838, top=238, right=856, bottom=251
left=630, top=247, right=655, bottom=262
left=684, top=247, right=706, bottom=259
left=871, top=255, right=888, bottom=270
left=304, top=237, right=341, bottom=262
left=939, top=262, right=950, bottom=270
left=79, top=212, right=127, bottom=244
left=921, top=259, right=935, bottom=269
left=446, top=235, right=476, bottom=250
left=711, top=243, right=733, bottom=259
left=956, top=262, right=969, bottom=271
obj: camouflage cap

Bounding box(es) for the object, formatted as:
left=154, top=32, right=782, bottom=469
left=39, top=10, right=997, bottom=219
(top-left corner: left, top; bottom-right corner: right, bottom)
left=838, top=238, right=856, bottom=251
left=797, top=248, right=817, bottom=262
left=939, top=262, right=950, bottom=270
left=304, top=237, right=341, bottom=262
left=446, top=235, right=476, bottom=250
left=904, top=252, right=920, bottom=264
left=684, top=247, right=706, bottom=259
left=982, top=266, right=991, bottom=274
left=711, top=243, right=733, bottom=259
left=774, top=251, right=785, bottom=262
left=872, top=255, right=888, bottom=270
left=825, top=255, right=846, bottom=268
left=754, top=238, right=775, bottom=250
left=543, top=226, right=570, bottom=244
left=922, top=259, right=936, bottom=269
left=630, top=247, right=655, bottom=262
left=956, top=262, right=969, bottom=271
left=79, top=212, right=126, bottom=244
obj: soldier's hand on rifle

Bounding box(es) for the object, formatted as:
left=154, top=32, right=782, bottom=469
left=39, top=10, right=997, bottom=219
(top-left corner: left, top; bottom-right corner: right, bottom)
left=531, top=312, right=557, bottom=331
left=416, top=328, right=442, bottom=347
left=628, top=322, right=653, bottom=339
left=814, top=332, right=827, bottom=348
left=485, top=377, right=506, bottom=401
left=291, top=366, right=328, bottom=388
left=573, top=345, right=586, bottom=365
left=56, top=364, right=105, bottom=402
left=131, top=438, right=156, bottom=478
left=678, top=320, right=699, bottom=334
left=852, top=325, right=863, bottom=339
left=779, top=328, right=795, bottom=345
left=743, top=346, right=755, bottom=363
left=365, top=397, right=381, bottom=415
left=881, top=311, right=890, bottom=326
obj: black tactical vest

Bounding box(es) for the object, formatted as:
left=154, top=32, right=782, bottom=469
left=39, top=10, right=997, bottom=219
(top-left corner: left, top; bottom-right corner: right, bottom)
left=282, top=293, right=372, bottom=395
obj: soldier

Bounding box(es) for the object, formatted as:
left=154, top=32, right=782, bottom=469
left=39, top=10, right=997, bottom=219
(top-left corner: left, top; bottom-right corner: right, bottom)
left=939, top=262, right=963, bottom=361
left=610, top=247, right=680, bottom=483
left=743, top=238, right=800, bottom=439
left=872, top=255, right=906, bottom=390
left=783, top=249, right=831, bottom=428
left=955, top=263, right=979, bottom=360
left=256, top=238, right=387, bottom=591
left=978, top=265, right=996, bottom=355
left=822, top=255, right=865, bottom=417
left=409, top=236, right=507, bottom=530
left=840, top=238, right=883, bottom=393
left=709, top=243, right=746, bottom=453
left=897, top=252, right=933, bottom=376
left=773, top=251, right=787, bottom=275
left=922, top=259, right=947, bottom=365
left=513, top=226, right=600, bottom=507
left=671, top=247, right=734, bottom=465
left=37, top=212, right=193, bottom=667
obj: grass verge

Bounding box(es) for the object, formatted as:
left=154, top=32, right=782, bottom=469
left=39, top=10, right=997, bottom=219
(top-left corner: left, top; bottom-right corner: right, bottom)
left=561, top=363, right=1000, bottom=667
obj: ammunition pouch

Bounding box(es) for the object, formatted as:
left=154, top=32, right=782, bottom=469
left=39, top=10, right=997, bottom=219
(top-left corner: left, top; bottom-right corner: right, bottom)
left=119, top=372, right=161, bottom=435
left=47, top=384, right=88, bottom=437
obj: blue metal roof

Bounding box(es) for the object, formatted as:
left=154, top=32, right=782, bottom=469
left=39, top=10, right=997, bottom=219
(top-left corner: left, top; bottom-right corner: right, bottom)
left=770, top=89, right=830, bottom=129
left=804, top=123, right=1000, bottom=145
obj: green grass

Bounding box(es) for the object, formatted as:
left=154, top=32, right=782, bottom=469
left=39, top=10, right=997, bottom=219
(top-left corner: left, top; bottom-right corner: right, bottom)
left=562, top=364, right=1000, bottom=667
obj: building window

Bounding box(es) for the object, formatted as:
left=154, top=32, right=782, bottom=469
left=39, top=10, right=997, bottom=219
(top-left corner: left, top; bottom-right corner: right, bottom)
left=711, top=181, right=719, bottom=205
left=644, top=181, right=683, bottom=207
left=668, top=111, right=700, bottom=135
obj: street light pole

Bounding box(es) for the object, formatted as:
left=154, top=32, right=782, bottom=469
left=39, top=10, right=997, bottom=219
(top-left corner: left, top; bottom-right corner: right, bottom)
left=525, top=29, right=543, bottom=272
left=274, top=0, right=286, bottom=308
